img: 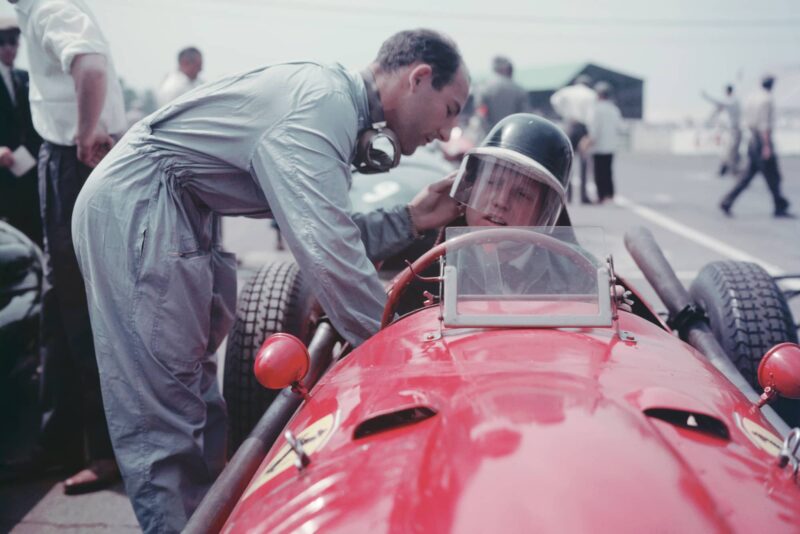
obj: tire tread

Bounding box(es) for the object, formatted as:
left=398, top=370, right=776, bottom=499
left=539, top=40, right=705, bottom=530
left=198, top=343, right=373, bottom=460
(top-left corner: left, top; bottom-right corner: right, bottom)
left=223, top=261, right=313, bottom=454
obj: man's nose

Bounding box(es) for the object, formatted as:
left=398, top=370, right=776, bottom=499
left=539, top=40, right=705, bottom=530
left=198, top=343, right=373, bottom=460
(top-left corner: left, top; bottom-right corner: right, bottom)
left=437, top=115, right=460, bottom=142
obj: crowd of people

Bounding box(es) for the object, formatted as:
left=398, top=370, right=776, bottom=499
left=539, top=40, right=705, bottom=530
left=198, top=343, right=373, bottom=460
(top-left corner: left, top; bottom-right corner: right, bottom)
left=0, top=1, right=793, bottom=533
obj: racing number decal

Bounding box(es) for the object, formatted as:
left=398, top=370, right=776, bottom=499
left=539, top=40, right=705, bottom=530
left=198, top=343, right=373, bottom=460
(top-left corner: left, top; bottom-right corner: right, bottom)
left=737, top=414, right=783, bottom=457
left=242, top=414, right=337, bottom=500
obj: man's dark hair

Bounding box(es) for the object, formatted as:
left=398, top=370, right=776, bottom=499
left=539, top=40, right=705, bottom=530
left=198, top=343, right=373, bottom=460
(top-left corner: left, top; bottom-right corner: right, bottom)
left=762, top=75, right=775, bottom=91
left=178, top=46, right=202, bottom=63
left=375, top=29, right=462, bottom=90
left=725, top=84, right=733, bottom=95
left=492, top=56, right=513, bottom=77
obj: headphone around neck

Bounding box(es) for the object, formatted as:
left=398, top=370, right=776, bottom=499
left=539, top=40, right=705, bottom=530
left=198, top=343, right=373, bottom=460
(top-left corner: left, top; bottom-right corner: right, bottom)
left=353, top=68, right=402, bottom=174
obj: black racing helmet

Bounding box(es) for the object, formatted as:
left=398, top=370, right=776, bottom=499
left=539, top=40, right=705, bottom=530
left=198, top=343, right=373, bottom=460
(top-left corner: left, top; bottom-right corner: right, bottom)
left=451, top=113, right=573, bottom=227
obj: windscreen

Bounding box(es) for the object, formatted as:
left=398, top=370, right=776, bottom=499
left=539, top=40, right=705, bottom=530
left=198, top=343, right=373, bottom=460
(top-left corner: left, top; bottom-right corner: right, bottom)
left=442, top=226, right=611, bottom=327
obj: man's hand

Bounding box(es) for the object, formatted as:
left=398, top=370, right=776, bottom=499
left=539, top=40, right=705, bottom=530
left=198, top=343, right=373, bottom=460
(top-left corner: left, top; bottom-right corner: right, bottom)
left=0, top=147, right=14, bottom=168
left=761, top=143, right=773, bottom=160
left=407, top=171, right=461, bottom=233
left=76, top=126, right=114, bottom=168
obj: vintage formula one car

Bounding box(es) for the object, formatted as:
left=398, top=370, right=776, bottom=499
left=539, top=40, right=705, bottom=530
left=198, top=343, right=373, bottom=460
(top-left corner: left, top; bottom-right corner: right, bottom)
left=187, top=223, right=800, bottom=533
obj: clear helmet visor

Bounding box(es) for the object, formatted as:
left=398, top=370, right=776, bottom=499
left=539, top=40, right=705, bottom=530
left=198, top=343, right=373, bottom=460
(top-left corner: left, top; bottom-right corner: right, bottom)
left=450, top=148, right=566, bottom=227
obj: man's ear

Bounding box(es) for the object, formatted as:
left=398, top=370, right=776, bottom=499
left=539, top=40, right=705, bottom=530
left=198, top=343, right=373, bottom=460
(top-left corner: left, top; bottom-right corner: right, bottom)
left=408, top=63, right=433, bottom=92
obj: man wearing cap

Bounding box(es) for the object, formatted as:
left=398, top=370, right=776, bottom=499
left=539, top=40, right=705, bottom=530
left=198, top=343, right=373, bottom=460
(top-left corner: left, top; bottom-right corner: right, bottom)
left=720, top=75, right=792, bottom=218
left=8, top=0, right=125, bottom=494
left=0, top=15, right=41, bottom=246
left=550, top=74, right=596, bottom=204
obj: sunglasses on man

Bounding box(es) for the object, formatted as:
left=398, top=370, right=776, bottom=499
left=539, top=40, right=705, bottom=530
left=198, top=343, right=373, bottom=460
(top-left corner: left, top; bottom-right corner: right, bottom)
left=0, top=35, right=19, bottom=47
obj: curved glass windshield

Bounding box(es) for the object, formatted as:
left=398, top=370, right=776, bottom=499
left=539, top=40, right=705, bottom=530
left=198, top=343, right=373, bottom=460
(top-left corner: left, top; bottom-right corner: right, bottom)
left=441, top=226, right=612, bottom=328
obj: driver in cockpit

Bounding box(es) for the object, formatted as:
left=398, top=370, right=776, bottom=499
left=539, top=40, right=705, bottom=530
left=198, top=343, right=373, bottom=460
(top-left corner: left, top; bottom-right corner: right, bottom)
left=392, top=113, right=587, bottom=312
left=450, top=112, right=572, bottom=230
left=447, top=113, right=589, bottom=296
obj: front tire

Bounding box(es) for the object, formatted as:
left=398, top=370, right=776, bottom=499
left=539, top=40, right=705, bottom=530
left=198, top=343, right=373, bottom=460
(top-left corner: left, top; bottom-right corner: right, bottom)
left=223, top=261, right=319, bottom=455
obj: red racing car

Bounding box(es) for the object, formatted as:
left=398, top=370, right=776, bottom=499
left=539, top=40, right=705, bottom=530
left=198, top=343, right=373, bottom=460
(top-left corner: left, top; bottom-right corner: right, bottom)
left=189, top=224, right=800, bottom=533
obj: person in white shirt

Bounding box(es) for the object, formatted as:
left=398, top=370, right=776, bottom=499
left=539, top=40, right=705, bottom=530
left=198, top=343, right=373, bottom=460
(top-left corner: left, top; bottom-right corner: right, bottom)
left=702, top=84, right=742, bottom=177
left=584, top=81, right=623, bottom=203
left=156, top=46, right=203, bottom=107
left=720, top=75, right=792, bottom=218
left=550, top=74, right=596, bottom=204
left=8, top=0, right=125, bottom=495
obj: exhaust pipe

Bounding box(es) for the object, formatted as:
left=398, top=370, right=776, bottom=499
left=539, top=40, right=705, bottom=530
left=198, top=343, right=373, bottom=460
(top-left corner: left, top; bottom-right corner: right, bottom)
left=184, top=321, right=341, bottom=534
left=624, top=226, right=789, bottom=437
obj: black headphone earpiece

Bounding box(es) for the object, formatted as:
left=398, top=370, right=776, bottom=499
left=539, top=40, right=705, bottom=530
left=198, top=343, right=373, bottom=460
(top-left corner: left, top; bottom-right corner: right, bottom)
left=354, top=68, right=401, bottom=174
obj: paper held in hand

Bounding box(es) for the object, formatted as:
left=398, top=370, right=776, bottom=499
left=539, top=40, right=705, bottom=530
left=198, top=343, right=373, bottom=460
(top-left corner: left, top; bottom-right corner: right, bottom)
left=10, top=146, right=36, bottom=177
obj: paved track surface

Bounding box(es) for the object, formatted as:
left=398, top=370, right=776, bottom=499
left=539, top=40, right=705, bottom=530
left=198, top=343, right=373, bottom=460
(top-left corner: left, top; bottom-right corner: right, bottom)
left=2, top=153, right=798, bottom=532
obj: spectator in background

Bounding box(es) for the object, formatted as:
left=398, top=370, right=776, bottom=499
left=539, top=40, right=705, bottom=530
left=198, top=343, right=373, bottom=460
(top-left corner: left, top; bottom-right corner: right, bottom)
left=720, top=74, right=792, bottom=218
left=702, top=84, right=741, bottom=177
left=584, top=81, right=623, bottom=204
left=8, top=0, right=126, bottom=495
left=157, top=46, right=203, bottom=106
left=0, top=15, right=42, bottom=246
left=550, top=74, right=596, bottom=204
left=476, top=55, right=529, bottom=130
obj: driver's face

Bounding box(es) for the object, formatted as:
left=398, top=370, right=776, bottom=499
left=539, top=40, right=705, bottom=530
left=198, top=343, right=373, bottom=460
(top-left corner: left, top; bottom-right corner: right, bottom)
left=465, top=167, right=543, bottom=227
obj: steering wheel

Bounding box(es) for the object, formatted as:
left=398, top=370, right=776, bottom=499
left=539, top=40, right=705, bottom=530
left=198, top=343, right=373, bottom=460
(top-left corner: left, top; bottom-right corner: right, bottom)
left=381, top=227, right=598, bottom=329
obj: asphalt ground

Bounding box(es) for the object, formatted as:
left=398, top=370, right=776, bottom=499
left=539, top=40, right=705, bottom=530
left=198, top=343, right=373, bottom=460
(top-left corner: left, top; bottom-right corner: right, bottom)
left=2, top=152, right=798, bottom=532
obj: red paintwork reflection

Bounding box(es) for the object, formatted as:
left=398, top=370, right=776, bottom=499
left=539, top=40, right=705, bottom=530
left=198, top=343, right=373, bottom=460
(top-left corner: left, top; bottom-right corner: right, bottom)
left=223, top=308, right=800, bottom=533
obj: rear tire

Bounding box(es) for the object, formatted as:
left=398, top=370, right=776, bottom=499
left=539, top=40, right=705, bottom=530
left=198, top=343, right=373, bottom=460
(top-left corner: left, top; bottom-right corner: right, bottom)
left=690, top=260, right=798, bottom=425
left=223, top=261, right=319, bottom=455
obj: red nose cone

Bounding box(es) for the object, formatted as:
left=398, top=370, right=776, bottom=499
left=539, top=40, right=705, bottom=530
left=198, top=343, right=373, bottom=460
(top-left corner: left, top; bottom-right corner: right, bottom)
left=253, top=333, right=310, bottom=390
left=758, top=342, right=800, bottom=399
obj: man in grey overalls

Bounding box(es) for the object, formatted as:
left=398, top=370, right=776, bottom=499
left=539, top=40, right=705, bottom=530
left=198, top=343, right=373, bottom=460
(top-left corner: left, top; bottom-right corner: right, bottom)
left=72, top=29, right=470, bottom=533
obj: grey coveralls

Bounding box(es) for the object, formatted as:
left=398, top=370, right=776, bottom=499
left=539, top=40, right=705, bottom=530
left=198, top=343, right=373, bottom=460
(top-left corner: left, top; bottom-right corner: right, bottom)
left=71, top=62, right=417, bottom=533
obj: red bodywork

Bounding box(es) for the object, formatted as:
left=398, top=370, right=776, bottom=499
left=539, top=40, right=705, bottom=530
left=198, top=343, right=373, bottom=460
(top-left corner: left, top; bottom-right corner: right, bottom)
left=223, top=305, right=800, bottom=533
